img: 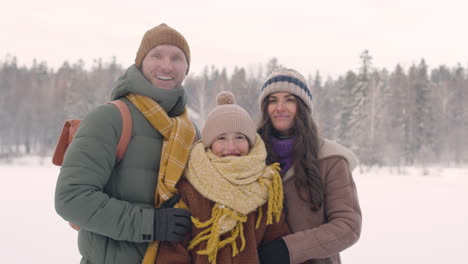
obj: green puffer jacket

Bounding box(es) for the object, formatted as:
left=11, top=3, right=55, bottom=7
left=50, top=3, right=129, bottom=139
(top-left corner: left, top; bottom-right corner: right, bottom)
left=55, top=65, right=189, bottom=264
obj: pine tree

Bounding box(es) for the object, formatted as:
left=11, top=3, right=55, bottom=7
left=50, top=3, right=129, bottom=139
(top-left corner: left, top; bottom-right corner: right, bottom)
left=450, top=65, right=466, bottom=164
left=386, top=64, right=410, bottom=166
left=410, top=59, right=436, bottom=165
left=430, top=65, right=452, bottom=164
left=336, top=71, right=358, bottom=149
left=346, top=50, right=375, bottom=165
left=311, top=71, right=334, bottom=138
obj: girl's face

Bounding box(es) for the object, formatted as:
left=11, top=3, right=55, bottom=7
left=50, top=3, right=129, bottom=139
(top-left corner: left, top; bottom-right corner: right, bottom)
left=267, top=92, right=298, bottom=136
left=210, top=132, right=250, bottom=157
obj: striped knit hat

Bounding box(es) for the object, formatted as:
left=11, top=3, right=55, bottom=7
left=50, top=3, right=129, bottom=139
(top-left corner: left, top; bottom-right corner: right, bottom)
left=134, top=23, right=191, bottom=73
left=202, top=91, right=256, bottom=147
left=259, top=67, right=313, bottom=111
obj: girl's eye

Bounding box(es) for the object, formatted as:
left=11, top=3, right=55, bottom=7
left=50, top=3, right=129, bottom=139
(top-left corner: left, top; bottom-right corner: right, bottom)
left=172, top=55, right=184, bottom=61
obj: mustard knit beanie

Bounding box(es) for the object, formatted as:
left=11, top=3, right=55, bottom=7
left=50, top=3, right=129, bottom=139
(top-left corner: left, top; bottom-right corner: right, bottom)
left=259, top=67, right=313, bottom=111
left=202, top=91, right=256, bottom=147
left=134, top=23, right=191, bottom=73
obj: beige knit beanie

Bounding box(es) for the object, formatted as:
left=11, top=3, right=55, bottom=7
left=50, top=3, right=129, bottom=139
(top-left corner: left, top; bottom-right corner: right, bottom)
left=202, top=91, right=256, bottom=147
left=259, top=67, right=313, bottom=111
left=134, top=23, right=191, bottom=73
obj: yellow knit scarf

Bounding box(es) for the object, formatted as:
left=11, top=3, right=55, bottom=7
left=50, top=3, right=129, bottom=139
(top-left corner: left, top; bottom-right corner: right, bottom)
left=185, top=134, right=283, bottom=264
left=126, top=93, right=196, bottom=264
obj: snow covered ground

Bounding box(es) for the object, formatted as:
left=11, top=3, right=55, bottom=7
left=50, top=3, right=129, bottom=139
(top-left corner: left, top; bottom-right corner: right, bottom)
left=1, top=156, right=467, bottom=263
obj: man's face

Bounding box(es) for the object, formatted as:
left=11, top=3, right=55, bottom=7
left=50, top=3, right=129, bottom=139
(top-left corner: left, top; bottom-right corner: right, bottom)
left=141, top=44, right=188, bottom=90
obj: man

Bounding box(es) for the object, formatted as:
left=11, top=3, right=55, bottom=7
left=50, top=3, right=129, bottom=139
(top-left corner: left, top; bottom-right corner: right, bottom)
left=55, top=23, right=195, bottom=264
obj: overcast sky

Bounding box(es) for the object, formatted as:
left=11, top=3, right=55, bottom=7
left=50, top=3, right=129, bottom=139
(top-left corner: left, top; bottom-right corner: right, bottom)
left=1, top=0, right=467, bottom=78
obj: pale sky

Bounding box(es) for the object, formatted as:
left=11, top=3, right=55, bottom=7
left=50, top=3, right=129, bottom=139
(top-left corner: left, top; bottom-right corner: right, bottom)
left=1, top=0, right=467, bottom=78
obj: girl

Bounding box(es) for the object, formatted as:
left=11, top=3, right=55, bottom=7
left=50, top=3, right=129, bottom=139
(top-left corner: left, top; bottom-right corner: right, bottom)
left=156, top=91, right=289, bottom=264
left=257, top=68, right=362, bottom=264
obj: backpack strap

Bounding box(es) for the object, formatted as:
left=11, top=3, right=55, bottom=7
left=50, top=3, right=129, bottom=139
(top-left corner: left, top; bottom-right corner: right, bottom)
left=107, top=100, right=132, bottom=162
left=52, top=120, right=82, bottom=166
left=52, top=101, right=132, bottom=166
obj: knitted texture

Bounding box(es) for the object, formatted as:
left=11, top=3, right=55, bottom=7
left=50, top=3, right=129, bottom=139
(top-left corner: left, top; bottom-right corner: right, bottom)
left=270, top=136, right=295, bottom=174
left=202, top=91, right=256, bottom=147
left=259, top=67, right=313, bottom=111
left=134, top=23, right=191, bottom=73
left=185, top=135, right=283, bottom=264
left=155, top=178, right=290, bottom=264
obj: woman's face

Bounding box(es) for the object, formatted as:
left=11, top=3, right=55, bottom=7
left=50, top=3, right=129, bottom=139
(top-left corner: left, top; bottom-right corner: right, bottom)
left=267, top=92, right=298, bottom=137
left=210, top=132, right=250, bottom=157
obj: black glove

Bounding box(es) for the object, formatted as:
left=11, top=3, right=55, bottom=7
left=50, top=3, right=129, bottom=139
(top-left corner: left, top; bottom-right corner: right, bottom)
left=153, top=194, right=192, bottom=242
left=258, top=239, right=290, bottom=264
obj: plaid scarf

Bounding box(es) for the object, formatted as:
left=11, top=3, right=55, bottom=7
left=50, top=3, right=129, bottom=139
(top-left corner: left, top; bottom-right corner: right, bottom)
left=126, top=93, right=196, bottom=264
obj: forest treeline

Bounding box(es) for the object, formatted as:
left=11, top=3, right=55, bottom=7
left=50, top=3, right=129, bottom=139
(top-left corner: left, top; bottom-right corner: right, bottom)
left=0, top=51, right=466, bottom=166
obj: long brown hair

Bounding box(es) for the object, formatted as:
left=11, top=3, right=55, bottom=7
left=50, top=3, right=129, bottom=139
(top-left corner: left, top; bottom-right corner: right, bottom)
left=258, top=95, right=323, bottom=211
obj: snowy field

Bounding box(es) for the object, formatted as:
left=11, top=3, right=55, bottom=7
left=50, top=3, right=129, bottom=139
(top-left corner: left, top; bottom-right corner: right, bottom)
left=1, top=156, right=467, bottom=264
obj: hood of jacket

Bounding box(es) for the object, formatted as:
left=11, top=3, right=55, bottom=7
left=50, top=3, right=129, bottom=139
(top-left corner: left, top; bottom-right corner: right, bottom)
left=318, top=137, right=359, bottom=171
left=110, top=64, right=187, bottom=117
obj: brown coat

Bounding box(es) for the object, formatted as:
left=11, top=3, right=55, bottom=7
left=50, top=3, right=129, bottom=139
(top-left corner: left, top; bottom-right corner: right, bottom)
left=156, top=178, right=290, bottom=264
left=282, top=139, right=362, bottom=264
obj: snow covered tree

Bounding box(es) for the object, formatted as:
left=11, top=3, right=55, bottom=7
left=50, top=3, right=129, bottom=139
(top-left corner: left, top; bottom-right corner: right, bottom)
left=335, top=71, right=359, bottom=149
left=430, top=65, right=452, bottom=164
left=385, top=64, right=410, bottom=166
left=449, top=65, right=466, bottom=164
left=311, top=71, right=336, bottom=139
left=410, top=59, right=436, bottom=165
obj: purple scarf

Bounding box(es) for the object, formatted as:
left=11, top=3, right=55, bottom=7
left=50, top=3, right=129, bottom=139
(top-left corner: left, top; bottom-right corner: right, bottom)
left=270, top=136, right=295, bottom=175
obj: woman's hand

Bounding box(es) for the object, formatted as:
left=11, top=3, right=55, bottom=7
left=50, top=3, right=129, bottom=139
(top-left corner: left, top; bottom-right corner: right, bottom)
left=258, top=239, right=290, bottom=264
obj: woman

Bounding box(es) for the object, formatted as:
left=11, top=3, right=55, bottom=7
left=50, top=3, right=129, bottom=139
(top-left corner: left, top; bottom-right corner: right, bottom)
left=257, top=68, right=361, bottom=264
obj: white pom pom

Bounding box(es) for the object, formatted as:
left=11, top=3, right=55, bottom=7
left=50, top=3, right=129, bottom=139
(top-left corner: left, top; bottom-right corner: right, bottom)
left=216, top=91, right=235, bottom=105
